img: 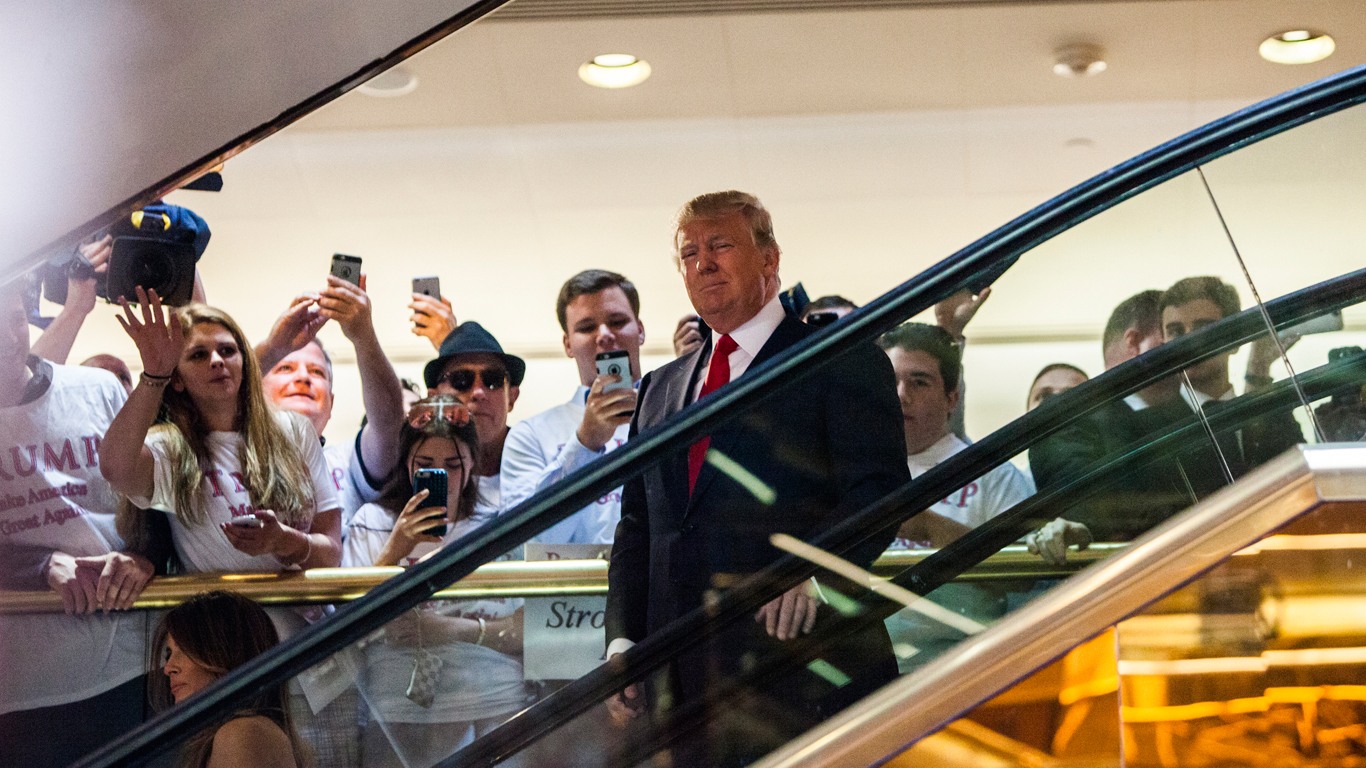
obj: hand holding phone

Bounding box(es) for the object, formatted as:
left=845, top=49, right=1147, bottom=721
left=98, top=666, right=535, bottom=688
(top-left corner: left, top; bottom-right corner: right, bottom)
left=227, top=514, right=264, bottom=528
left=595, top=351, right=632, bottom=391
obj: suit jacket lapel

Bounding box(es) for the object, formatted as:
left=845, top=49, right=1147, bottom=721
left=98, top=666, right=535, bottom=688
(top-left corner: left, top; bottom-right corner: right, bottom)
left=686, top=315, right=805, bottom=510
left=661, top=340, right=710, bottom=520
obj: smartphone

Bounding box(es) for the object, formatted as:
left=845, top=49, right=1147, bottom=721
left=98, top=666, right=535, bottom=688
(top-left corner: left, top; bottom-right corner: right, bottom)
left=413, top=275, right=441, bottom=300
left=412, top=468, right=448, bottom=538
left=1281, top=309, right=1343, bottom=339
left=330, top=253, right=362, bottom=286
left=227, top=514, right=263, bottom=528
left=595, top=350, right=632, bottom=392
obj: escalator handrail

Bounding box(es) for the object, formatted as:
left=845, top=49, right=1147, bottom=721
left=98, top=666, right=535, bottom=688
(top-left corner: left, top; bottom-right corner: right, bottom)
left=750, top=444, right=1366, bottom=768
left=72, top=62, right=1366, bottom=768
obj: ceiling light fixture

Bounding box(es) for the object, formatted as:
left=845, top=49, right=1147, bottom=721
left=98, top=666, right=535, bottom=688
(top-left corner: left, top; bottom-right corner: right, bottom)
left=1053, top=43, right=1107, bottom=78
left=1260, top=30, right=1336, bottom=65
left=357, top=67, right=418, bottom=98
left=579, top=54, right=652, bottom=89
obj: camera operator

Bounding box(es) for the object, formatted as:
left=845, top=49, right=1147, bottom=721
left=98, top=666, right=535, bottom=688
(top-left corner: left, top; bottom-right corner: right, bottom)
left=256, top=274, right=405, bottom=528
left=501, top=270, right=643, bottom=544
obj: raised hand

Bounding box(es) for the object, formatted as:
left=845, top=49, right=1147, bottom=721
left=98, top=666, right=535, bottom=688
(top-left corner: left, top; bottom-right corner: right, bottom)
left=115, top=287, right=185, bottom=377
left=410, top=293, right=457, bottom=350
left=319, top=274, right=376, bottom=343
left=258, top=293, right=327, bottom=370
left=68, top=235, right=113, bottom=316
left=935, top=287, right=991, bottom=341
left=673, top=314, right=703, bottom=357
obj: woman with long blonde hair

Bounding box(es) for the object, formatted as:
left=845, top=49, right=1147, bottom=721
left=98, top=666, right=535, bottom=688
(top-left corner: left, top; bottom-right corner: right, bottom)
left=100, top=288, right=342, bottom=576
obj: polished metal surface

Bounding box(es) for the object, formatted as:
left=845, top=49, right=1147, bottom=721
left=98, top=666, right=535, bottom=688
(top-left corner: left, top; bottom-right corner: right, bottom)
left=0, top=544, right=1118, bottom=614
left=750, top=445, right=1366, bottom=768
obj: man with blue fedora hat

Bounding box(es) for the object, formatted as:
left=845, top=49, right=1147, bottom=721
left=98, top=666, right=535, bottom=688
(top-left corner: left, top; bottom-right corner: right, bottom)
left=424, top=322, right=526, bottom=513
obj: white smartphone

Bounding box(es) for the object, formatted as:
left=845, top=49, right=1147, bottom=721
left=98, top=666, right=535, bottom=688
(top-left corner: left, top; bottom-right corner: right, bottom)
left=595, top=351, right=632, bottom=391
left=413, top=276, right=441, bottom=300
left=227, top=514, right=264, bottom=528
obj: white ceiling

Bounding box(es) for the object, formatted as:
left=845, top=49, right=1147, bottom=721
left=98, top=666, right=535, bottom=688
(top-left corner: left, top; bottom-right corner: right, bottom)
left=34, top=0, right=1366, bottom=443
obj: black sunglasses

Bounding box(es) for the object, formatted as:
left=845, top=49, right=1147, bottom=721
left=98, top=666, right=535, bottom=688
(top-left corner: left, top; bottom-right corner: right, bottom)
left=437, top=367, right=508, bottom=392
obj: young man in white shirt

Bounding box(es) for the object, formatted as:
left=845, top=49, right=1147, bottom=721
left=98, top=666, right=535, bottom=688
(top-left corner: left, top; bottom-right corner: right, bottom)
left=501, top=270, right=643, bottom=544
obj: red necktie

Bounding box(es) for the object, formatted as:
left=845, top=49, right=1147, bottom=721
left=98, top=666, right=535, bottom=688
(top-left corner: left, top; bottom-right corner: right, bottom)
left=688, top=334, right=738, bottom=494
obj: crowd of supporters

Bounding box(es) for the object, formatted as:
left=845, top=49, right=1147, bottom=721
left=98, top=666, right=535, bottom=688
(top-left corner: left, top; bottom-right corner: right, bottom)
left=0, top=190, right=1308, bottom=768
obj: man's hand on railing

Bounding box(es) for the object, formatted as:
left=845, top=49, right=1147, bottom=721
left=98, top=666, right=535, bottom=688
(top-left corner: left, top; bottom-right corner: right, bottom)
left=46, top=551, right=154, bottom=615
left=1024, top=518, right=1093, bottom=565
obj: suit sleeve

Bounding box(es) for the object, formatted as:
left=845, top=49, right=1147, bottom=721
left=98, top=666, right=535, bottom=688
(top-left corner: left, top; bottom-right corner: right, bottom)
left=821, top=343, right=911, bottom=569
left=606, top=372, right=653, bottom=647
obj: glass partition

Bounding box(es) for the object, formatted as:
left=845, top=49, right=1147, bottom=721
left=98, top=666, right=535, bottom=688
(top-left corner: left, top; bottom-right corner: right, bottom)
left=4, top=21, right=1365, bottom=768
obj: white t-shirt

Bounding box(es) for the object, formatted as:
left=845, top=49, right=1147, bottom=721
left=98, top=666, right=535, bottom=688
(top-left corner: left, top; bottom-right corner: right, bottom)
left=0, top=362, right=147, bottom=713
left=887, top=433, right=1034, bottom=551
left=323, top=432, right=383, bottom=533
left=501, top=386, right=628, bottom=546
left=128, top=411, right=340, bottom=574
left=884, top=433, right=1034, bottom=672
left=342, top=494, right=525, bottom=723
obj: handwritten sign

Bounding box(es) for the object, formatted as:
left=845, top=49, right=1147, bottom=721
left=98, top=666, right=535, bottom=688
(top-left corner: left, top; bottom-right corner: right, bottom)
left=523, top=543, right=610, bottom=681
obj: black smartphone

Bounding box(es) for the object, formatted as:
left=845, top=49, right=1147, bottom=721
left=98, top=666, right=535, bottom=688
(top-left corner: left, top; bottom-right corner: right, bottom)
left=595, top=350, right=632, bottom=391
left=413, top=275, right=441, bottom=300
left=331, top=253, right=362, bottom=286
left=412, top=468, right=448, bottom=537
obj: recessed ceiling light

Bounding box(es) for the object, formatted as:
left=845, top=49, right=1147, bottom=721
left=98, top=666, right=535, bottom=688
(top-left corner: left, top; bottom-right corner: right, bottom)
left=357, top=67, right=418, bottom=98
left=1053, top=44, right=1107, bottom=78
left=1260, top=30, right=1336, bottom=65
left=579, top=54, right=652, bottom=89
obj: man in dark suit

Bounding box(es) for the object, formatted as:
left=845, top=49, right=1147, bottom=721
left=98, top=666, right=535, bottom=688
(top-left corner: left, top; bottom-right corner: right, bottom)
left=604, top=191, right=909, bottom=764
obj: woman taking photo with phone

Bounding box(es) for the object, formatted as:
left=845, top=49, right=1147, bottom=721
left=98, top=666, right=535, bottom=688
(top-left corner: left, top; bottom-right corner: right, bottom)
left=152, top=590, right=310, bottom=768
left=100, top=288, right=342, bottom=578
left=343, top=394, right=525, bottom=768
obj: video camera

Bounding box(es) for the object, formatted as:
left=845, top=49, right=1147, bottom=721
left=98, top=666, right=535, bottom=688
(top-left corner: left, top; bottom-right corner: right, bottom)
left=43, top=202, right=210, bottom=308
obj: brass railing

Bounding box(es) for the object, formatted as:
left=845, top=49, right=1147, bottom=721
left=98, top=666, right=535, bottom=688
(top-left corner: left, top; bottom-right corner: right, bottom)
left=0, top=544, right=1122, bottom=614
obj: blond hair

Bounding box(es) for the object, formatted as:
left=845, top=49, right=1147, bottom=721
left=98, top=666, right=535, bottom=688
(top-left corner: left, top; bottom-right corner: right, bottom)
left=672, top=190, right=778, bottom=257
left=122, top=305, right=316, bottom=537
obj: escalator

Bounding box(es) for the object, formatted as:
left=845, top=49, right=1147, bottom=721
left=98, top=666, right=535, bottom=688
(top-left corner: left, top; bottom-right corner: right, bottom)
left=37, top=51, right=1366, bottom=768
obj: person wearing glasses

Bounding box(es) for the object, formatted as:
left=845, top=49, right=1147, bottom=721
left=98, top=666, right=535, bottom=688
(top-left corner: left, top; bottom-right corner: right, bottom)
left=342, top=395, right=526, bottom=768
left=501, top=270, right=644, bottom=545
left=423, top=322, right=525, bottom=520
left=254, top=273, right=406, bottom=531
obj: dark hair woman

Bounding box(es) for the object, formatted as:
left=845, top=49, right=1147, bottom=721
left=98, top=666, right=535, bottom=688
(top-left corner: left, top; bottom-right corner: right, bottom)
left=151, top=590, right=310, bottom=768
left=342, top=395, right=526, bottom=768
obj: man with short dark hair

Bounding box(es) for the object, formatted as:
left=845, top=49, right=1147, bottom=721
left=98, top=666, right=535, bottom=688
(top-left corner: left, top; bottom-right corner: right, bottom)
left=501, top=270, right=644, bottom=543
left=425, top=321, right=525, bottom=515
left=1102, top=289, right=1164, bottom=372
left=605, top=191, right=909, bottom=762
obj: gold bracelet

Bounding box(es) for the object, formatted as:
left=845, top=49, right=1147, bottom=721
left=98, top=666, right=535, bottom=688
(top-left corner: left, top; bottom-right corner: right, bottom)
left=475, top=617, right=487, bottom=646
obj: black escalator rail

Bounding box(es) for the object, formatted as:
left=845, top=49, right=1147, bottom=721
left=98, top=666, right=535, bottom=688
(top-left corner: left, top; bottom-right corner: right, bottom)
left=73, top=64, right=1366, bottom=768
